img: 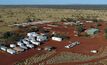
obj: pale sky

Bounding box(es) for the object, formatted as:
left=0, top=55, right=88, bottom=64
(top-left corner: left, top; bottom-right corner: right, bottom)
left=0, top=0, right=107, bottom=5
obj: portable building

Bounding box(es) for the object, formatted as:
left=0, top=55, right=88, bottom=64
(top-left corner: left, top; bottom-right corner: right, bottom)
left=30, top=40, right=40, bottom=46
left=0, top=46, right=8, bottom=51
left=7, top=48, right=16, bottom=54
left=85, top=28, right=99, bottom=35
left=26, top=44, right=34, bottom=48
left=52, top=37, right=62, bottom=42
left=22, top=40, right=30, bottom=45
left=27, top=32, right=38, bottom=37
left=17, top=41, right=23, bottom=46
left=10, top=44, right=16, bottom=48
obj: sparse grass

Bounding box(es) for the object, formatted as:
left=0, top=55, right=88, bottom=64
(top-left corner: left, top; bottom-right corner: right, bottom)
left=46, top=52, right=97, bottom=64
left=15, top=51, right=56, bottom=65
left=0, top=8, right=107, bottom=33
left=99, top=59, right=107, bottom=65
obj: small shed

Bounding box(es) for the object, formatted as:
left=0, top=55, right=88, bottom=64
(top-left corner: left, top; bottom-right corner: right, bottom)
left=85, top=28, right=99, bottom=35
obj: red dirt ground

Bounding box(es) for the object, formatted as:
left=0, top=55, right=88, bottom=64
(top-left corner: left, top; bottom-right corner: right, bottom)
left=1, top=22, right=107, bottom=65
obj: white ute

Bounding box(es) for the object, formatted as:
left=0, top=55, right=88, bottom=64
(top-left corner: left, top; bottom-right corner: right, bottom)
left=65, top=41, right=80, bottom=48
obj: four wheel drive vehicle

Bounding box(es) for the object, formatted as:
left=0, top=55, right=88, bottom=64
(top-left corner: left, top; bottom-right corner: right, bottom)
left=65, top=41, right=80, bottom=48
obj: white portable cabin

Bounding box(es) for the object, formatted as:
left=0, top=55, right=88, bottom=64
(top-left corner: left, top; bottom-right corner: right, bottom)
left=24, top=38, right=30, bottom=41
left=28, top=37, right=36, bottom=41
left=19, top=45, right=28, bottom=50
left=7, top=48, right=16, bottom=54
left=17, top=41, right=23, bottom=46
left=52, top=37, right=62, bottom=42
left=22, top=40, right=30, bottom=45
left=10, top=44, right=16, bottom=48
left=30, top=40, right=40, bottom=46
left=0, top=46, right=8, bottom=51
left=90, top=50, right=97, bottom=53
left=27, top=32, right=38, bottom=37
left=26, top=44, right=34, bottom=48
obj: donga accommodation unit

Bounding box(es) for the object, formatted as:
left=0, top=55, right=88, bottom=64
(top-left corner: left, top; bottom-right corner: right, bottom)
left=85, top=28, right=99, bottom=35
left=7, top=48, right=16, bottom=54
left=52, top=36, right=63, bottom=42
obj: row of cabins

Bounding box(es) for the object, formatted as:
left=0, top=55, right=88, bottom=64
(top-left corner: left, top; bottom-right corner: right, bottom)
left=0, top=31, right=65, bottom=54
